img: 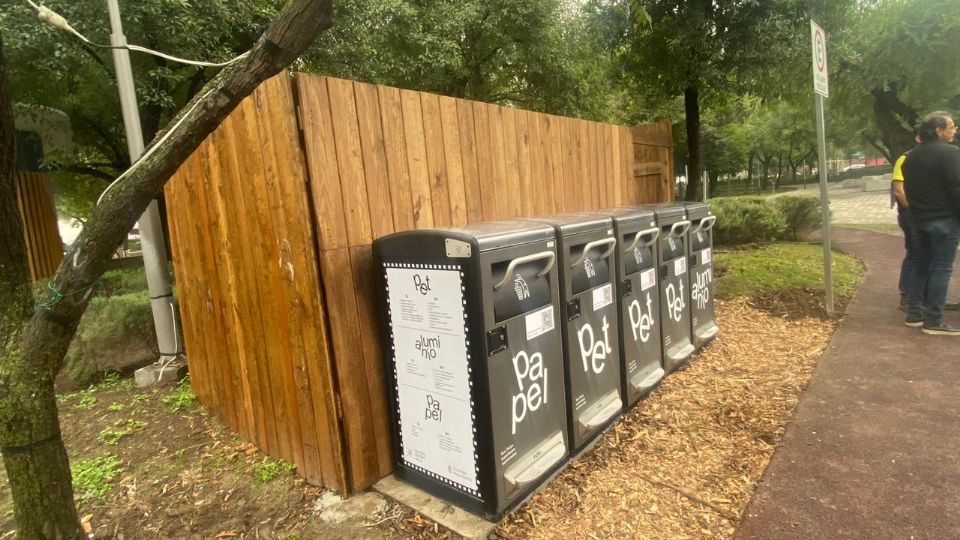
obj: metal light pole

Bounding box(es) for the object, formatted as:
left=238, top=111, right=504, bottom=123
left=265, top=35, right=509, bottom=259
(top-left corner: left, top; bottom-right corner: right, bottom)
left=107, top=0, right=185, bottom=382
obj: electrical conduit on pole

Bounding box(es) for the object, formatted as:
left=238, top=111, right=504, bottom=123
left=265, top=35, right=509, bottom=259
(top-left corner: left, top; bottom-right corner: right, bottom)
left=107, top=0, right=184, bottom=379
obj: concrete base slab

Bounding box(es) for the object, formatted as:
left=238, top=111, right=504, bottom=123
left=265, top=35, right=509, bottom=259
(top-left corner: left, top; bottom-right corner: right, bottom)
left=373, top=475, right=496, bottom=540
left=134, top=358, right=188, bottom=387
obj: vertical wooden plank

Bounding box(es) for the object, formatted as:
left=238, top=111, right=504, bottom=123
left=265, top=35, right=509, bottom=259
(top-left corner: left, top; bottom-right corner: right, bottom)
left=611, top=128, right=623, bottom=206
left=420, top=93, right=452, bottom=227
left=623, top=127, right=638, bottom=204
left=296, top=74, right=348, bottom=250
left=439, top=96, right=468, bottom=226
left=515, top=109, right=534, bottom=216
left=601, top=124, right=611, bottom=208
left=250, top=79, right=313, bottom=471
left=546, top=115, right=564, bottom=213
left=319, top=248, right=381, bottom=492
left=472, top=102, right=498, bottom=221
left=327, top=77, right=373, bottom=247
left=456, top=100, right=483, bottom=223
left=171, top=152, right=227, bottom=428
left=190, top=146, right=245, bottom=434
left=501, top=107, right=522, bottom=219
left=348, top=245, right=393, bottom=477
left=284, top=76, right=351, bottom=490
left=378, top=86, right=416, bottom=233
left=216, top=106, right=280, bottom=457
left=354, top=81, right=395, bottom=239
left=581, top=120, right=596, bottom=209
left=562, top=117, right=581, bottom=212
left=488, top=106, right=512, bottom=219
left=400, top=90, right=435, bottom=229
left=233, top=96, right=297, bottom=462
left=526, top=111, right=547, bottom=215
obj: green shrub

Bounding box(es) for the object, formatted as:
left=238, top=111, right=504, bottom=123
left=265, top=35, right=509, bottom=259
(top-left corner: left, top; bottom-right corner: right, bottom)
left=98, top=268, right=149, bottom=297
left=64, top=291, right=155, bottom=386
left=163, top=377, right=198, bottom=413
left=773, top=195, right=825, bottom=241
left=709, top=196, right=787, bottom=246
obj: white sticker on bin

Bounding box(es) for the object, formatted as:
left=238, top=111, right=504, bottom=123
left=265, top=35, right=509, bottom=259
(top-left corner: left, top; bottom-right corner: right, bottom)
left=640, top=268, right=656, bottom=291
left=702, top=248, right=712, bottom=265
left=526, top=305, right=555, bottom=340
left=593, top=283, right=614, bottom=311
left=674, top=256, right=687, bottom=276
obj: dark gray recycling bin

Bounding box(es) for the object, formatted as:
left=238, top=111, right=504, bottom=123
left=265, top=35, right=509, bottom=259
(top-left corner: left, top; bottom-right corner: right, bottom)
left=526, top=214, right=623, bottom=454
left=635, top=204, right=695, bottom=372
left=374, top=221, right=569, bottom=520
left=676, top=202, right=719, bottom=348
left=595, top=208, right=664, bottom=408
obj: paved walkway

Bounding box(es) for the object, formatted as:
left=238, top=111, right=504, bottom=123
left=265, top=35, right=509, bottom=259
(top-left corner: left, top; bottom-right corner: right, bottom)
left=735, top=227, right=960, bottom=539
left=781, top=183, right=898, bottom=225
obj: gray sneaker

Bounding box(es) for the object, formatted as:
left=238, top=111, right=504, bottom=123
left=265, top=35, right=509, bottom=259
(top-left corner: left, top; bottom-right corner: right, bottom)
left=921, top=323, right=960, bottom=335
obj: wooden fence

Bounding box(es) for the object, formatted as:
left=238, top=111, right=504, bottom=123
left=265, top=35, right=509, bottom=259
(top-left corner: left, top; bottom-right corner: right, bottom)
left=165, top=72, right=674, bottom=495
left=16, top=171, right=63, bottom=281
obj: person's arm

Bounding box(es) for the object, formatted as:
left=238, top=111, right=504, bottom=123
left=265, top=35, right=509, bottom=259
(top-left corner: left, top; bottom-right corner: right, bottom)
left=944, top=147, right=960, bottom=217
left=892, top=154, right=908, bottom=208
left=893, top=180, right=908, bottom=208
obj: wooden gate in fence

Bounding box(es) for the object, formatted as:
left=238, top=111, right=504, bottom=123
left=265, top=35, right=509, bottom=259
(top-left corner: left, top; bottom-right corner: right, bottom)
left=16, top=171, right=63, bottom=281
left=165, top=72, right=674, bottom=495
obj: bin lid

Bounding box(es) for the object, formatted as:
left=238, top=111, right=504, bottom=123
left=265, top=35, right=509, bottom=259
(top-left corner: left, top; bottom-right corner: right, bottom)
left=674, top=201, right=713, bottom=220
left=524, top=213, right=612, bottom=236
left=633, top=203, right=686, bottom=223
left=589, top=208, right=657, bottom=231
left=444, top=220, right=556, bottom=251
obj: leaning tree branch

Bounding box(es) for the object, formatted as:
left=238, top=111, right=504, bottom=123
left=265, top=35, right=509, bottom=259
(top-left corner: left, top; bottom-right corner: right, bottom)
left=26, top=0, right=334, bottom=377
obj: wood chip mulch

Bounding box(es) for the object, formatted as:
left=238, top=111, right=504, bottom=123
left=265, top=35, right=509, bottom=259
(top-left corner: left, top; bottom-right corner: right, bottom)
left=385, top=297, right=836, bottom=539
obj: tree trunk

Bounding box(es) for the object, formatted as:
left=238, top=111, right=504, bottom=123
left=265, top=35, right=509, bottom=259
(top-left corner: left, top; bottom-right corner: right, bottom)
left=0, top=1, right=333, bottom=536
left=871, top=85, right=918, bottom=160
left=747, top=151, right=755, bottom=191
left=0, top=35, right=84, bottom=539
left=683, top=84, right=702, bottom=201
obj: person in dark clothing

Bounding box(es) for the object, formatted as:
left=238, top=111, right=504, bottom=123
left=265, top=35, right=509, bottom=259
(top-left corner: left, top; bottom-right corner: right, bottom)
left=903, top=111, right=960, bottom=334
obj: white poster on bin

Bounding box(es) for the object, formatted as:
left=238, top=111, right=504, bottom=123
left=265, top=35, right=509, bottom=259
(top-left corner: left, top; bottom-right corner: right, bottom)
left=386, top=264, right=479, bottom=494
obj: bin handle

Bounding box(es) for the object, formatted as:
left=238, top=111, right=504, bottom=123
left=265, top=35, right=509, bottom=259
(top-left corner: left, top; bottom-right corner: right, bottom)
left=695, top=216, right=716, bottom=233
left=668, top=220, right=692, bottom=238
left=493, top=251, right=556, bottom=291
left=625, top=227, right=660, bottom=253
left=571, top=237, right=617, bottom=268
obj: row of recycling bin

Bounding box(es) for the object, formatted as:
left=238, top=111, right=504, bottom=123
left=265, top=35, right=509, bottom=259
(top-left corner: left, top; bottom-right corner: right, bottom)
left=374, top=202, right=717, bottom=521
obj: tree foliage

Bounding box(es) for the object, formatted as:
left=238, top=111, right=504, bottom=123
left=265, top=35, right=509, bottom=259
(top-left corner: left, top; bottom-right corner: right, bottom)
left=830, top=0, right=960, bottom=159
left=302, top=0, right=620, bottom=119
left=1, top=0, right=282, bottom=218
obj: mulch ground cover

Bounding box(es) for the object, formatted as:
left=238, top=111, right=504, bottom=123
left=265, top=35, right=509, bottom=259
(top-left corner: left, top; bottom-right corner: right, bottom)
left=1, top=288, right=844, bottom=539
left=383, top=292, right=843, bottom=539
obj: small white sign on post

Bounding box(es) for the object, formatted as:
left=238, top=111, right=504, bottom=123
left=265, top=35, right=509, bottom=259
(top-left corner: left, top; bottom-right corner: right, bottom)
left=810, top=20, right=829, bottom=97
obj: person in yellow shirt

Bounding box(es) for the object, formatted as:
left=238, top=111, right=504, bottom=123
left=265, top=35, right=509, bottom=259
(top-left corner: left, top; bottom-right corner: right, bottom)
left=891, top=139, right=916, bottom=309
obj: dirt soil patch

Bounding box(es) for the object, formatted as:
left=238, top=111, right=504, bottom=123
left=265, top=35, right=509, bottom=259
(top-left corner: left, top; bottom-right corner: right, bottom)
left=2, top=292, right=837, bottom=539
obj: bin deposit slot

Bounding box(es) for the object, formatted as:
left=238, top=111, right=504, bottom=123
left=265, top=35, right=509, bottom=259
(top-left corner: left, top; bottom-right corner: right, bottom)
left=503, top=430, right=566, bottom=498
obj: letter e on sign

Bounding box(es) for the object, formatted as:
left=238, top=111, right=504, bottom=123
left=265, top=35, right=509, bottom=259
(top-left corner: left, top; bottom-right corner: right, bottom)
left=810, top=20, right=829, bottom=97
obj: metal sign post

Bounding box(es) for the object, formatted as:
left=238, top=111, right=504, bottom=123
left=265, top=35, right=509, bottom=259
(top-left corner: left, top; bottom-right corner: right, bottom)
left=811, top=20, right=834, bottom=317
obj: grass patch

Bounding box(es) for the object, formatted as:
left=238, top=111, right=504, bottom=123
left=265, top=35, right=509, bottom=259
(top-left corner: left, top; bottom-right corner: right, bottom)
left=715, top=243, right=863, bottom=299
left=72, top=390, right=97, bottom=411
left=162, top=377, right=197, bottom=413
left=252, top=458, right=296, bottom=485
left=72, top=454, right=123, bottom=504
left=98, top=419, right=148, bottom=445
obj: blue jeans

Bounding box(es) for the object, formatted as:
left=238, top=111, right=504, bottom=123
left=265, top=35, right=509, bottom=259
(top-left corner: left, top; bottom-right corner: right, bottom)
left=897, top=211, right=918, bottom=301
left=906, top=216, right=960, bottom=325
